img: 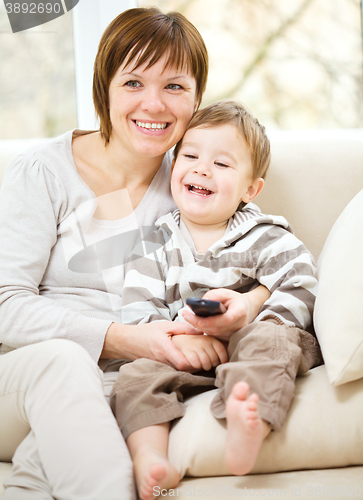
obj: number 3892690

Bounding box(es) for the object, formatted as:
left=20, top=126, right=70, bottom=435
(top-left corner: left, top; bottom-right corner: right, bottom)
left=5, top=3, right=62, bottom=14
left=307, top=485, right=361, bottom=496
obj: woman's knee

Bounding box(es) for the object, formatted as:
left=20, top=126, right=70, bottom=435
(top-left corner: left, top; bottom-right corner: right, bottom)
left=31, top=338, right=92, bottom=362
left=1, top=339, right=99, bottom=386
left=15, top=340, right=103, bottom=391
left=36, top=339, right=101, bottom=377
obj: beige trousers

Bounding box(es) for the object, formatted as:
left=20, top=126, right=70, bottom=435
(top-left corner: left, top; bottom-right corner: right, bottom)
left=111, top=322, right=322, bottom=438
left=0, top=339, right=136, bottom=500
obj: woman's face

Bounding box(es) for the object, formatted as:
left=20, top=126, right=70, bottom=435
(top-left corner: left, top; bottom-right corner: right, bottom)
left=108, top=54, right=198, bottom=161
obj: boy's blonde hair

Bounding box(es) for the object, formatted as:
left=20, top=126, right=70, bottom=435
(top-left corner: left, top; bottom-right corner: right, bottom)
left=173, top=100, right=271, bottom=180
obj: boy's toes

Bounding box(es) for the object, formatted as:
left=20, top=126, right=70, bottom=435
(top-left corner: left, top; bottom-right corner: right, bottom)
left=231, top=381, right=250, bottom=400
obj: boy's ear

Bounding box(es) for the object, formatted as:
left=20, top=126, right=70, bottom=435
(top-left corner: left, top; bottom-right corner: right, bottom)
left=241, top=178, right=264, bottom=204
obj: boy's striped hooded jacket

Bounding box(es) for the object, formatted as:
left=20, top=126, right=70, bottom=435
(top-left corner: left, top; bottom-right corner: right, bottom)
left=120, top=204, right=318, bottom=330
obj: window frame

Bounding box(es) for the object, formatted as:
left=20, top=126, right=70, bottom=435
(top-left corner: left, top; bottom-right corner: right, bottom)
left=72, top=0, right=137, bottom=130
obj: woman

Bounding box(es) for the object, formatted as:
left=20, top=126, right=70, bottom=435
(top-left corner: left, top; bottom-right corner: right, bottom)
left=0, top=7, right=270, bottom=500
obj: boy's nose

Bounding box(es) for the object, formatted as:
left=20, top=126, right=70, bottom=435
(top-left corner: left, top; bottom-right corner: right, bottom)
left=193, top=164, right=212, bottom=177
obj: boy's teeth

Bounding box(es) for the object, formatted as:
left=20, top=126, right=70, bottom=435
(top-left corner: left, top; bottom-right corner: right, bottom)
left=189, top=184, right=212, bottom=196
left=135, top=121, right=167, bottom=130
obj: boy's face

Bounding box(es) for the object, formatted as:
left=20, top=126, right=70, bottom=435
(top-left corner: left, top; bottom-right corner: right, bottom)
left=171, top=124, right=261, bottom=226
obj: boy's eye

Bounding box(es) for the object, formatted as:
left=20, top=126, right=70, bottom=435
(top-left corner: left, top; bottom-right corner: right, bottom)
left=125, top=80, right=141, bottom=88
left=184, top=154, right=198, bottom=159
left=215, top=161, right=229, bottom=168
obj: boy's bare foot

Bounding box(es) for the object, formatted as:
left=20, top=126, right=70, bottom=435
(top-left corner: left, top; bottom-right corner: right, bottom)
left=133, top=450, right=180, bottom=500
left=225, top=381, right=271, bottom=475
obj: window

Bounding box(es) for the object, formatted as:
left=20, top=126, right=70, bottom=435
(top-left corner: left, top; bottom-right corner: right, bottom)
left=138, top=0, right=363, bottom=130
left=0, top=5, right=77, bottom=139
left=0, top=0, right=136, bottom=139
left=1, top=0, right=361, bottom=139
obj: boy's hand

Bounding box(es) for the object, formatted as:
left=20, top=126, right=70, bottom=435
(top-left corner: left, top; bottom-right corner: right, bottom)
left=172, top=334, right=228, bottom=372
left=182, top=286, right=271, bottom=342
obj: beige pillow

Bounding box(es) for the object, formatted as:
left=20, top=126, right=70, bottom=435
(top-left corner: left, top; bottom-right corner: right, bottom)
left=314, top=189, right=363, bottom=386
left=168, top=365, right=363, bottom=477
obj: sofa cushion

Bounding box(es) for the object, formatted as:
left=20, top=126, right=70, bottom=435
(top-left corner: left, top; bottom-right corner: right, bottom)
left=166, top=467, right=363, bottom=498
left=314, top=189, right=363, bottom=386
left=0, top=462, right=12, bottom=496
left=168, top=365, right=363, bottom=477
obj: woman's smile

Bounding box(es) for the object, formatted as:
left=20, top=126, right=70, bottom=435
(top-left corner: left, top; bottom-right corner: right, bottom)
left=132, top=120, right=171, bottom=137
left=134, top=120, right=169, bottom=131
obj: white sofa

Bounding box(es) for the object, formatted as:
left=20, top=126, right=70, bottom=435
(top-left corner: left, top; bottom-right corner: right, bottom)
left=1, top=130, right=363, bottom=498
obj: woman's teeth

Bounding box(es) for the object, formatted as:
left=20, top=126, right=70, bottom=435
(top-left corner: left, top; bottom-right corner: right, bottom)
left=135, top=121, right=168, bottom=130
left=188, top=184, right=212, bottom=196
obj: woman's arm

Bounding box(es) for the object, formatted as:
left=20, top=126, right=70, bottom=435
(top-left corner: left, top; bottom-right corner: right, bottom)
left=101, top=321, right=201, bottom=371
left=0, top=156, right=112, bottom=361
left=181, top=285, right=271, bottom=342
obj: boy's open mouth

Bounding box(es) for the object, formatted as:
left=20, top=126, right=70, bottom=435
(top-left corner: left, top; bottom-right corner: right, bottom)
left=187, top=184, right=213, bottom=196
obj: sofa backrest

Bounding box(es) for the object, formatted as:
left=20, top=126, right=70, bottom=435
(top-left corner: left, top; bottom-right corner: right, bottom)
left=256, top=129, right=363, bottom=261
left=1, top=130, right=363, bottom=261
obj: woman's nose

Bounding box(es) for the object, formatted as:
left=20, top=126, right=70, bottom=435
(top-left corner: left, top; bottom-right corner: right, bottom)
left=140, top=88, right=166, bottom=114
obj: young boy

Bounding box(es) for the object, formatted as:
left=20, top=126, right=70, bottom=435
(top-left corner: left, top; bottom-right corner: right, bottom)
left=110, top=101, right=321, bottom=500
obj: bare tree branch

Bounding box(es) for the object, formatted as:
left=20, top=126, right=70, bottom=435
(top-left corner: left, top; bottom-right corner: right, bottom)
left=217, top=0, right=315, bottom=100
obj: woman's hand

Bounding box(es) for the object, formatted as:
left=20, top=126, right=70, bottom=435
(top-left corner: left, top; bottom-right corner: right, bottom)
left=172, top=334, right=228, bottom=372
left=101, top=321, right=203, bottom=371
left=182, top=286, right=271, bottom=342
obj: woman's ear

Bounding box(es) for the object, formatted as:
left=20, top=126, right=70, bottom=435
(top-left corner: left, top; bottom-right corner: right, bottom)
left=241, top=178, right=264, bottom=204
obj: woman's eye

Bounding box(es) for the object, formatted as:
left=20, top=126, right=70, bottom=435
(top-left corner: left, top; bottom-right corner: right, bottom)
left=167, top=84, right=183, bottom=90
left=125, top=80, right=141, bottom=88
